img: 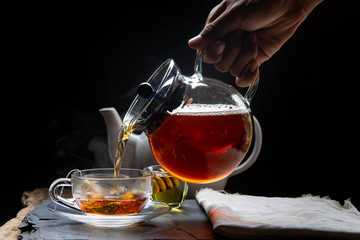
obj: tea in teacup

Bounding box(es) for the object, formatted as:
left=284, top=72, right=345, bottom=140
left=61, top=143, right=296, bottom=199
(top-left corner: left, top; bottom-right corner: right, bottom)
left=76, top=192, right=148, bottom=215
left=49, top=168, right=153, bottom=215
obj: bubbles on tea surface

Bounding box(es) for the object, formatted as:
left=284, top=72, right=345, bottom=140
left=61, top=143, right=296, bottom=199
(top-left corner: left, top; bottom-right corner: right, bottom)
left=174, top=104, right=249, bottom=116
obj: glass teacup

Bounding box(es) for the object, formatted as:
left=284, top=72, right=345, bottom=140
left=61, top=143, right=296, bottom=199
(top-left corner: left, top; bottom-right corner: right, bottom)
left=49, top=168, right=153, bottom=215
left=144, top=165, right=188, bottom=208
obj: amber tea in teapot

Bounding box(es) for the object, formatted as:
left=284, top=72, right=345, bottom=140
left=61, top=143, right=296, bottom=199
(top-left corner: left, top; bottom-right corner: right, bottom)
left=148, top=104, right=252, bottom=183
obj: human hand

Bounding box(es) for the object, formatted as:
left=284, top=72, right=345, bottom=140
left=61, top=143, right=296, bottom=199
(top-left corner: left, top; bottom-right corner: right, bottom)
left=188, top=0, right=323, bottom=87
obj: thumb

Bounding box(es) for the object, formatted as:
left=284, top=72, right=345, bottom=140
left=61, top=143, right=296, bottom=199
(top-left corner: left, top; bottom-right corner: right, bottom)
left=188, top=10, right=239, bottom=50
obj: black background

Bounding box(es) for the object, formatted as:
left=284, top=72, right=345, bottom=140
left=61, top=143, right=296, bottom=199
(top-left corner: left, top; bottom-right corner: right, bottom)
left=3, top=1, right=359, bottom=225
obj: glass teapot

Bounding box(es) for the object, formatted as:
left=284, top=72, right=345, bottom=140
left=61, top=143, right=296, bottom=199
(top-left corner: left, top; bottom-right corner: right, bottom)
left=123, top=53, right=259, bottom=184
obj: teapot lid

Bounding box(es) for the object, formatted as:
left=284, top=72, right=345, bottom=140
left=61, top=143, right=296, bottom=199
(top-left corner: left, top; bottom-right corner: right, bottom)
left=123, top=59, right=183, bottom=130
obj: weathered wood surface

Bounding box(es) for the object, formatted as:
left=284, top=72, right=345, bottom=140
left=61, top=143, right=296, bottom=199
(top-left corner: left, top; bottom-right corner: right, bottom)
left=0, top=188, right=50, bottom=240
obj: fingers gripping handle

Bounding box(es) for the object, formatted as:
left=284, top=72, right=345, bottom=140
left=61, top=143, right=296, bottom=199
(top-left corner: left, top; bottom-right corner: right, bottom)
left=229, top=116, right=262, bottom=177
left=195, top=50, right=258, bottom=103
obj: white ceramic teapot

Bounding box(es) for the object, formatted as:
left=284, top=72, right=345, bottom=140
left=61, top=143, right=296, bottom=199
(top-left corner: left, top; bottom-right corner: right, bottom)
left=99, top=107, right=262, bottom=198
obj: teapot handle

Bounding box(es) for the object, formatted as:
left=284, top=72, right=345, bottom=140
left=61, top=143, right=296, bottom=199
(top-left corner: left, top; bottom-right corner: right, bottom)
left=194, top=50, right=259, bottom=103
left=229, top=115, right=262, bottom=177
left=194, top=50, right=204, bottom=77
left=244, top=74, right=259, bottom=103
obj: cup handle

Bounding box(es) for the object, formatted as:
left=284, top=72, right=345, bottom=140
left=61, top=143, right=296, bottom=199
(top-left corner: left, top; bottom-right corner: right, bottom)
left=229, top=115, right=262, bottom=177
left=48, top=178, right=82, bottom=213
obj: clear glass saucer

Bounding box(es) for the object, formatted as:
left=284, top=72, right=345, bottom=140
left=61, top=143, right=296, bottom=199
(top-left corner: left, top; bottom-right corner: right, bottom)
left=47, top=199, right=171, bottom=227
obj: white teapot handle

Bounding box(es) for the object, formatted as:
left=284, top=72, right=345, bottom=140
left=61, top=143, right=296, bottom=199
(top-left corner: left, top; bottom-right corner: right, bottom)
left=229, top=116, right=262, bottom=177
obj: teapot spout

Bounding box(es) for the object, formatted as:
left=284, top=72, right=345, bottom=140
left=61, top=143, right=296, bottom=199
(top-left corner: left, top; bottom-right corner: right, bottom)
left=99, top=107, right=122, bottom=162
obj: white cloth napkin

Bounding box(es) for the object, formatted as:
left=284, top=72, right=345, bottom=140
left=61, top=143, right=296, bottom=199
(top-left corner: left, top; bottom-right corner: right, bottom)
left=196, top=188, right=360, bottom=239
